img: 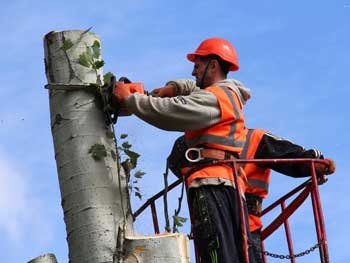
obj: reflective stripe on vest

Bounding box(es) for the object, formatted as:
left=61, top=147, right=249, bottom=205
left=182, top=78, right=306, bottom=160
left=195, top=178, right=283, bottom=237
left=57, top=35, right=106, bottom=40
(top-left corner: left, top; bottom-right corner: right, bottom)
left=240, top=129, right=270, bottom=194
left=240, top=129, right=254, bottom=169
left=185, top=85, right=245, bottom=152
left=246, top=178, right=269, bottom=191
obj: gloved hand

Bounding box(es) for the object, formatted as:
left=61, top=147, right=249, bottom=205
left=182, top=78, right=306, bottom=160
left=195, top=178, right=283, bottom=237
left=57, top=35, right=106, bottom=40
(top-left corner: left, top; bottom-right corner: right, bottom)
left=314, top=158, right=336, bottom=175
left=150, top=84, right=177, bottom=97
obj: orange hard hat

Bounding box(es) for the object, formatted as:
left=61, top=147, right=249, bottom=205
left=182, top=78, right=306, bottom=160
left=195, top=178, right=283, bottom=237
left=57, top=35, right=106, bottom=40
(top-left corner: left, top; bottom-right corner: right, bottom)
left=187, top=37, right=239, bottom=71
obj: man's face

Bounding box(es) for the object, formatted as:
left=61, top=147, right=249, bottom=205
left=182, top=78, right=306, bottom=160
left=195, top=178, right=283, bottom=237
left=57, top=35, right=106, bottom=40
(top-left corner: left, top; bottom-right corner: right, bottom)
left=192, top=57, right=212, bottom=88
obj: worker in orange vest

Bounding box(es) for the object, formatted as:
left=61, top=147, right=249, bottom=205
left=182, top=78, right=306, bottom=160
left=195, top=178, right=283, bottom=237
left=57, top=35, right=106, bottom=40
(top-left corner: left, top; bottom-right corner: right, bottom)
left=115, top=38, right=256, bottom=263
left=167, top=128, right=335, bottom=263
left=238, top=128, right=335, bottom=262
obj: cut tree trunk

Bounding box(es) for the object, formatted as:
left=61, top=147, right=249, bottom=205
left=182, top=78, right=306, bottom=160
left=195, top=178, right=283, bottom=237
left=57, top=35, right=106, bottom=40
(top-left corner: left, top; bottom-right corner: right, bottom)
left=43, top=30, right=133, bottom=263
left=28, top=253, right=58, bottom=263
left=41, top=29, right=189, bottom=263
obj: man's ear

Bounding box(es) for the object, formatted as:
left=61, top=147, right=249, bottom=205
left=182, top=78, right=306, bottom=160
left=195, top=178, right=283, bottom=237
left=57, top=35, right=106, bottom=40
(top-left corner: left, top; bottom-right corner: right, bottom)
left=210, top=59, right=220, bottom=70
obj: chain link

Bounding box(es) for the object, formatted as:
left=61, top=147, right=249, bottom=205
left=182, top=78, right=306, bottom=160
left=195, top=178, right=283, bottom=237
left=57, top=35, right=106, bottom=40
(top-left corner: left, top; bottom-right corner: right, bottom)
left=263, top=239, right=323, bottom=259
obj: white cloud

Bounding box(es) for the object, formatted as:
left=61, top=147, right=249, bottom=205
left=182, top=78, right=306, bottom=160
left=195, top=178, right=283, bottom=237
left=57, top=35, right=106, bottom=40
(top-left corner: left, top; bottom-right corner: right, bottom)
left=0, top=152, right=54, bottom=245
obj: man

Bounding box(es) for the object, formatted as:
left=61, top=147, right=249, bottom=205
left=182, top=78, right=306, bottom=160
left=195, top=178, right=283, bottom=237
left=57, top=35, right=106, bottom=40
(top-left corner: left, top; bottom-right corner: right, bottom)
left=162, top=80, right=336, bottom=262
left=238, top=128, right=335, bottom=262
left=167, top=128, right=335, bottom=263
left=115, top=37, right=256, bottom=262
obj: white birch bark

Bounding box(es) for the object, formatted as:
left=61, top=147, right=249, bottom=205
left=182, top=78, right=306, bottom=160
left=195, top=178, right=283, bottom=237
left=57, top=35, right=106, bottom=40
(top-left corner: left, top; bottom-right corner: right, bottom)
left=42, top=29, right=190, bottom=263
left=43, top=30, right=132, bottom=263
left=123, top=233, right=190, bottom=263
left=28, top=253, right=58, bottom=263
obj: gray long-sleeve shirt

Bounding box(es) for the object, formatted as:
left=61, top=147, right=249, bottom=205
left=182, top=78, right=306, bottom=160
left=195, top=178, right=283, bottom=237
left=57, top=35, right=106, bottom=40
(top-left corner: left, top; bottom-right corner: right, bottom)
left=124, top=79, right=251, bottom=131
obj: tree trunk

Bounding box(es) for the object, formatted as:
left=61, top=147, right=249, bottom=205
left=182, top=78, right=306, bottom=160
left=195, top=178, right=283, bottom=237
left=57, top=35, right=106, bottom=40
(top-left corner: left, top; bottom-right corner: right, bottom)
left=43, top=30, right=133, bottom=263
left=124, top=233, right=190, bottom=263
left=41, top=30, right=189, bottom=263
left=28, top=253, right=58, bottom=263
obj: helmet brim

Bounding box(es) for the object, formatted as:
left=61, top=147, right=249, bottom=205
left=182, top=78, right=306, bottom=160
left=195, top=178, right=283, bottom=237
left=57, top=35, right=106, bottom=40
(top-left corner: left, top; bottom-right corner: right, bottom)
left=186, top=52, right=199, bottom=62
left=186, top=52, right=239, bottom=71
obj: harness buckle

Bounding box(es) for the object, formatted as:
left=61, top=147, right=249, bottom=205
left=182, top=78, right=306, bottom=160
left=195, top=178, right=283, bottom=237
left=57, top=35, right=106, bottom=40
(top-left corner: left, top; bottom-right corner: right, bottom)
left=185, top=147, right=204, bottom=162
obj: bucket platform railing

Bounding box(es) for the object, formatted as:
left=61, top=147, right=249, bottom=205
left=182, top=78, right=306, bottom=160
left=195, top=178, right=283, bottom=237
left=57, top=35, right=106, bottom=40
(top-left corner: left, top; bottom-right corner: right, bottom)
left=132, top=158, right=331, bottom=263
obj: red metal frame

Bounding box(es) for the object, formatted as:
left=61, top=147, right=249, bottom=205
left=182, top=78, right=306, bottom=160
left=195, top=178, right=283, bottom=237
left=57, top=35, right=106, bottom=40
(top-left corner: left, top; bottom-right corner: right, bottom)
left=132, top=158, right=331, bottom=263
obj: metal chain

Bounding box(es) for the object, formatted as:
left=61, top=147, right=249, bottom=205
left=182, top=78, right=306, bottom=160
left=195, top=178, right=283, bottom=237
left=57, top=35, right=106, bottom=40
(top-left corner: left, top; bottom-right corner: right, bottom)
left=263, top=239, right=323, bottom=259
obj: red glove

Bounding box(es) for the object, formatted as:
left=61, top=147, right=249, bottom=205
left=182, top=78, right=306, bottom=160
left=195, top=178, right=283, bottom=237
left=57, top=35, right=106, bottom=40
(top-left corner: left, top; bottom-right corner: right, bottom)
left=314, top=158, right=336, bottom=175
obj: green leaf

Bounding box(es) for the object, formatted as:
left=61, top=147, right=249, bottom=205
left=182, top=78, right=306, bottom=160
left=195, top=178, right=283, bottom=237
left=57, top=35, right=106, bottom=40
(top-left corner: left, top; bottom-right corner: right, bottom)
left=124, top=149, right=140, bottom=168
left=93, top=60, right=105, bottom=69
left=120, top=133, right=128, bottom=139
left=135, top=191, right=142, bottom=200
left=134, top=170, right=146, bottom=179
left=104, top=72, right=114, bottom=85
left=88, top=143, right=107, bottom=161
left=61, top=39, right=74, bottom=51
left=79, top=52, right=92, bottom=68
left=173, top=215, right=187, bottom=227
left=86, top=46, right=94, bottom=57
left=91, top=40, right=101, bottom=58
left=177, top=215, right=188, bottom=223
left=92, top=39, right=100, bottom=48
left=122, top=141, right=132, bottom=149
left=106, top=130, right=115, bottom=138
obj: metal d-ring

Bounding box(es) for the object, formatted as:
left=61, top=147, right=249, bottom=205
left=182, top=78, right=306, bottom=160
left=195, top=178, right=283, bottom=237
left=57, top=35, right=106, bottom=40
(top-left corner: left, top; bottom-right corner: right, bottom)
left=185, top=147, right=204, bottom=162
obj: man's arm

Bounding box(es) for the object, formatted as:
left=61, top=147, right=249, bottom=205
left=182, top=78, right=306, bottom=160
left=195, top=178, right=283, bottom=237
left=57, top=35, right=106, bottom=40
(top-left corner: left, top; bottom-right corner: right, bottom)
left=150, top=79, right=198, bottom=97
left=254, top=132, right=335, bottom=177
left=124, top=90, right=221, bottom=131
left=166, top=79, right=198, bottom=95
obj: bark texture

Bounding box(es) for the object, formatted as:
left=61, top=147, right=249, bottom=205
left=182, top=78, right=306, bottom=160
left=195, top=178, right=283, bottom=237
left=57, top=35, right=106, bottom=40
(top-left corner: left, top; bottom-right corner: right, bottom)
left=123, top=233, right=190, bottom=263
left=28, top=253, right=58, bottom=263
left=44, top=30, right=132, bottom=263
left=42, top=30, right=189, bottom=263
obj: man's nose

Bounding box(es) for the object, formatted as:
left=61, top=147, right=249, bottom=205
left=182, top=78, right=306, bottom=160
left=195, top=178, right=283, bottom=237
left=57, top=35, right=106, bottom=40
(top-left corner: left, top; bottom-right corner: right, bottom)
left=191, top=69, right=196, bottom=76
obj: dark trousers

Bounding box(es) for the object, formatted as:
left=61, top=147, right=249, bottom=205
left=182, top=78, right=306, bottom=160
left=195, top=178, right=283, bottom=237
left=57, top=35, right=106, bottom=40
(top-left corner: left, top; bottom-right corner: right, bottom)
left=250, top=230, right=263, bottom=263
left=188, top=185, right=257, bottom=263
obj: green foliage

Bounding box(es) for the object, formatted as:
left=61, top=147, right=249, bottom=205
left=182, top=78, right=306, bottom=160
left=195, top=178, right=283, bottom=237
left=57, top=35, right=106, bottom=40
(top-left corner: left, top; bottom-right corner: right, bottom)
left=134, top=170, right=146, bottom=179
left=118, top=134, right=145, bottom=200
left=61, top=39, right=74, bottom=51
left=119, top=140, right=140, bottom=169
left=94, top=60, right=105, bottom=69
left=120, top=133, right=128, bottom=139
left=106, top=130, right=115, bottom=139
left=61, top=37, right=114, bottom=91
left=78, top=52, right=91, bottom=67
left=78, top=40, right=105, bottom=70
left=173, top=215, right=188, bottom=229
left=88, top=143, right=107, bottom=161
left=90, top=40, right=101, bottom=58
left=103, top=72, right=114, bottom=85
left=134, top=190, right=142, bottom=200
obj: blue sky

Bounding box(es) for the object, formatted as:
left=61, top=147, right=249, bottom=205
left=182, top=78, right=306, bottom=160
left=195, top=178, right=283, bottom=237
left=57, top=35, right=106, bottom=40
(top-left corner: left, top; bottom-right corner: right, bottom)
left=0, top=1, right=349, bottom=262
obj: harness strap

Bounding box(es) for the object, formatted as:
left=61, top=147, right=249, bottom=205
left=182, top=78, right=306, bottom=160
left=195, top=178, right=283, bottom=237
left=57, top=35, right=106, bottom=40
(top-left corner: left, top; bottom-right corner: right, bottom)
left=186, top=147, right=238, bottom=162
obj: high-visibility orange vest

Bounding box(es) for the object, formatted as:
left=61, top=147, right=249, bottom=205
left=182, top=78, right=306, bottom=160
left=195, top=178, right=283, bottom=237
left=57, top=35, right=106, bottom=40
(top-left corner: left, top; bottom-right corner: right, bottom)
left=184, top=85, right=246, bottom=187
left=248, top=214, right=262, bottom=233
left=240, top=128, right=271, bottom=232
